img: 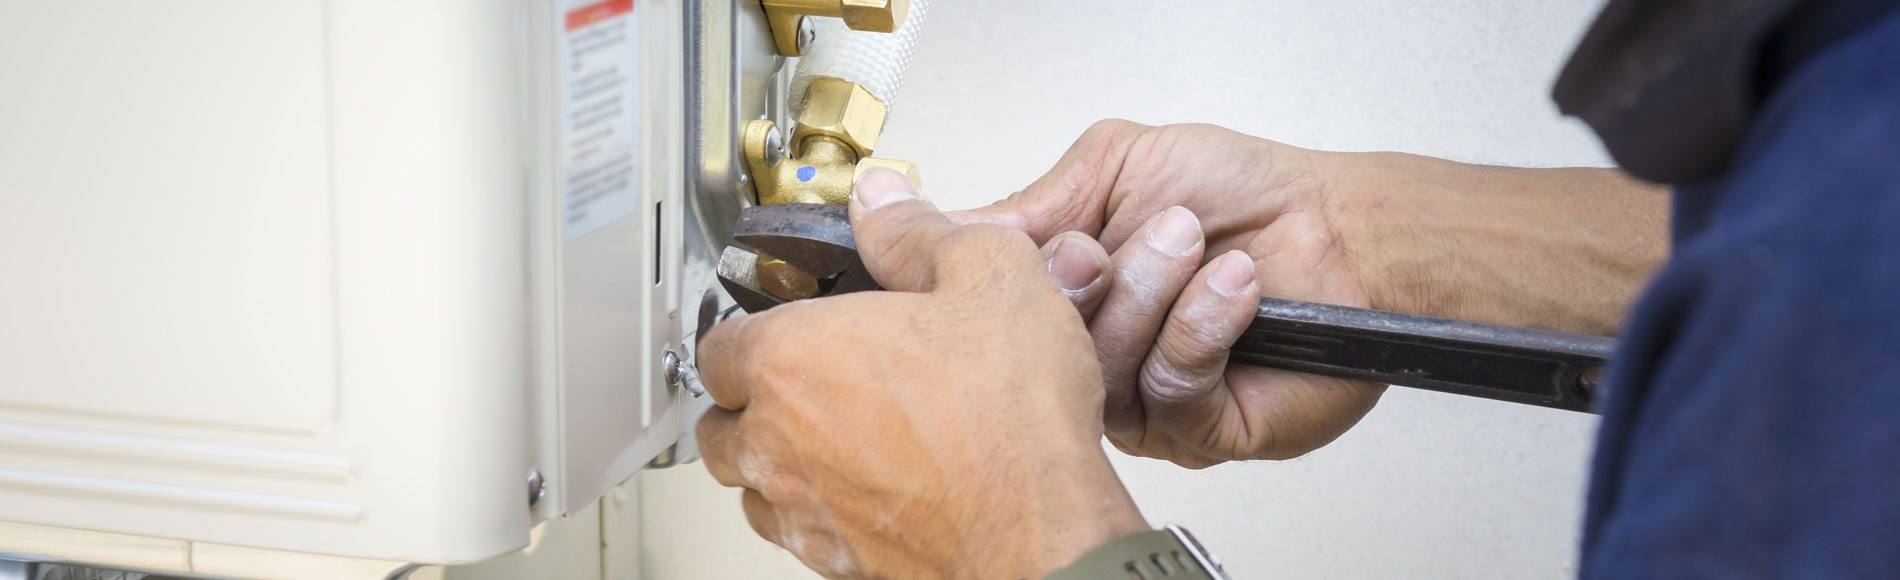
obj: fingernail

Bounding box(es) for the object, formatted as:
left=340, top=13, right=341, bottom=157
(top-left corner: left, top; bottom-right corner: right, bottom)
left=853, top=167, right=921, bottom=210
left=1208, top=251, right=1256, bottom=296
left=1048, top=237, right=1102, bottom=292
left=1147, top=207, right=1202, bottom=255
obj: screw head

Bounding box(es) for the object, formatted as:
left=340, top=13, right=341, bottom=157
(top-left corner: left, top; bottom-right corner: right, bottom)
left=527, top=470, right=546, bottom=508
left=796, top=17, right=816, bottom=53
left=662, top=350, right=683, bottom=388
left=763, top=126, right=784, bottom=167
left=1575, top=367, right=1605, bottom=403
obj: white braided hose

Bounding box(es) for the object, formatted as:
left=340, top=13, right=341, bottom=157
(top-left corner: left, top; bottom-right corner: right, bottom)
left=788, top=0, right=930, bottom=123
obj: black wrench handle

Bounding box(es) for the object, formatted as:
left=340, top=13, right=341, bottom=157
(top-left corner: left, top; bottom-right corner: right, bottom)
left=1231, top=298, right=1614, bottom=413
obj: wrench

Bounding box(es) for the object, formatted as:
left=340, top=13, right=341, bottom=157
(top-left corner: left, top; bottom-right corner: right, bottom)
left=714, top=203, right=1611, bottom=413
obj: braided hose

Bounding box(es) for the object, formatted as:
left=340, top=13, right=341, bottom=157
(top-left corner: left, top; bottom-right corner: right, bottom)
left=788, top=0, right=931, bottom=122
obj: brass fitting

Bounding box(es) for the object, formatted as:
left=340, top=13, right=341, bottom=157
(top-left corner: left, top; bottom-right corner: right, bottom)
left=744, top=78, right=921, bottom=207
left=742, top=78, right=921, bottom=300
left=793, top=78, right=887, bottom=159
left=762, top=0, right=911, bottom=57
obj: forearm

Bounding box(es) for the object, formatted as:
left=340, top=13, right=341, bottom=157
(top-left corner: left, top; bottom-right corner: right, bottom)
left=1322, top=151, right=1670, bottom=336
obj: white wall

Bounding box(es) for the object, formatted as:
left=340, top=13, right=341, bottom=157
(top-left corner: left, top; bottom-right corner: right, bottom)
left=638, top=0, right=1614, bottom=577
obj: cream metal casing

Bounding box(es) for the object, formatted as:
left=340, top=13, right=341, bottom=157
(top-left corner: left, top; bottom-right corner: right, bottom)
left=0, top=0, right=715, bottom=571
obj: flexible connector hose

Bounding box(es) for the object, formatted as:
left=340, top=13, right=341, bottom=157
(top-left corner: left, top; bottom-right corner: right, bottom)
left=788, top=0, right=930, bottom=122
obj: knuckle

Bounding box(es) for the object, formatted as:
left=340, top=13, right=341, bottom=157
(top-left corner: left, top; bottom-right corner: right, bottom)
left=735, top=314, right=807, bottom=397
left=733, top=368, right=773, bottom=403
left=1156, top=315, right=1231, bottom=372
left=878, top=209, right=940, bottom=246
left=1096, top=333, right=1161, bottom=396
left=870, top=210, right=934, bottom=252
left=1084, top=118, right=1144, bottom=141
left=867, top=221, right=946, bottom=286
left=1110, top=263, right=1184, bottom=311
left=736, top=452, right=776, bottom=493
left=1047, top=197, right=1102, bottom=238
left=1139, top=352, right=1210, bottom=404
left=753, top=472, right=807, bottom=506
left=698, top=321, right=745, bottom=369
left=740, top=353, right=791, bottom=399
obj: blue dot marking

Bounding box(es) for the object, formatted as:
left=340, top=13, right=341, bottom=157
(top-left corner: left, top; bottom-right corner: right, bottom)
left=797, top=166, right=817, bottom=182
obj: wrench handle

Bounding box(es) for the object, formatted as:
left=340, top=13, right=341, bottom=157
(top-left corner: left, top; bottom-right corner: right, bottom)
left=1231, top=298, right=1614, bottom=413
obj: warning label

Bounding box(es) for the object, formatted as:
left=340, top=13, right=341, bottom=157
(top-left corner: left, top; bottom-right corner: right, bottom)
left=559, top=0, right=639, bottom=242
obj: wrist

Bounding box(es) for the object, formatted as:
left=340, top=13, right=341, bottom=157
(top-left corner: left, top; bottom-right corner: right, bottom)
left=954, top=450, right=1148, bottom=580
left=1315, top=150, right=1469, bottom=318
left=1315, top=151, right=1668, bottom=335
left=1021, top=504, right=1149, bottom=580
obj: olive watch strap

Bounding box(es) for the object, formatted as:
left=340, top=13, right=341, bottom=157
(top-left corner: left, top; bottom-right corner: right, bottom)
left=1044, top=524, right=1229, bottom=580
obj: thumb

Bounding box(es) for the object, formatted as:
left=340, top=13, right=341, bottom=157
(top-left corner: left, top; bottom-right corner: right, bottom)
left=945, top=119, right=1150, bottom=244
left=849, top=168, right=960, bottom=292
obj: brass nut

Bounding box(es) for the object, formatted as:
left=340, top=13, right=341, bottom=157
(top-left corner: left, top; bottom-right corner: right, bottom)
left=794, top=78, right=886, bottom=158
left=841, top=0, right=909, bottom=32
left=762, top=0, right=908, bottom=56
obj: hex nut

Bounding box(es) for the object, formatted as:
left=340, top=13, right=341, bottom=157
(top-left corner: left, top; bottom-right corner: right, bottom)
left=841, top=0, right=908, bottom=32
left=793, top=78, right=887, bottom=158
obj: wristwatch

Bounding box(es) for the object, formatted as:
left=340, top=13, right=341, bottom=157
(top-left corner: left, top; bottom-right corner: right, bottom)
left=1045, top=524, right=1230, bottom=580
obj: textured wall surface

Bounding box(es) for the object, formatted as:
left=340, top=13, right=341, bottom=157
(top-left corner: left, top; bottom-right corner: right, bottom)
left=640, top=0, right=1615, bottom=577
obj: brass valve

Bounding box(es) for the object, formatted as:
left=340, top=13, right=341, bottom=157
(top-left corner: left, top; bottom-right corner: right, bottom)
left=761, top=0, right=910, bottom=56
left=743, top=77, right=920, bottom=300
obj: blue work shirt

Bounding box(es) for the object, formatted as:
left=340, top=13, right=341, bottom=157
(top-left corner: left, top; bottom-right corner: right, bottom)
left=1582, top=6, right=1900, bottom=578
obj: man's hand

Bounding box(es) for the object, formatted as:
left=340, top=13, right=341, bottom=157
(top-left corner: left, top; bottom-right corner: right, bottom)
left=955, top=121, right=1385, bottom=467
left=696, top=169, right=1147, bottom=579
left=958, top=120, right=1668, bottom=468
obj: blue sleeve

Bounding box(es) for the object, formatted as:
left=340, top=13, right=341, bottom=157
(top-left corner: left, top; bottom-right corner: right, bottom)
left=1580, top=10, right=1900, bottom=579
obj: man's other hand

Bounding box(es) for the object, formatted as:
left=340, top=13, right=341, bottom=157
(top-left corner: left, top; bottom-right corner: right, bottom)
left=955, top=121, right=1385, bottom=467
left=696, top=169, right=1147, bottom=579
left=956, top=120, right=1666, bottom=468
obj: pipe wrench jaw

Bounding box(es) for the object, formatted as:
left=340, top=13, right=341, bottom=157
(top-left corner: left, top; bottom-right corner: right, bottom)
left=716, top=203, right=880, bottom=313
